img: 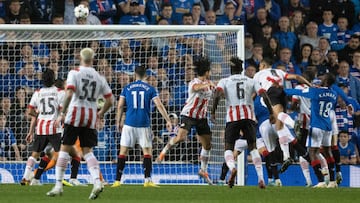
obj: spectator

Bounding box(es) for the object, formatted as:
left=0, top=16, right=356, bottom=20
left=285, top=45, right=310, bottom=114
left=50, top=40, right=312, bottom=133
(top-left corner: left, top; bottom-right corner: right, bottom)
left=0, top=40, right=21, bottom=69
left=338, top=34, right=360, bottom=64
left=191, top=3, right=205, bottom=25
left=0, top=110, right=21, bottom=161
left=119, top=1, right=149, bottom=24
left=0, top=59, right=20, bottom=97
left=243, top=0, right=256, bottom=20
left=114, top=46, right=139, bottom=75
left=318, top=8, right=338, bottom=46
left=309, top=48, right=329, bottom=78
left=296, top=43, right=313, bottom=72
left=89, top=0, right=117, bottom=24
left=281, top=0, right=308, bottom=19
left=133, top=38, right=158, bottom=64
left=247, top=7, right=275, bottom=43
left=205, top=10, right=216, bottom=25
left=173, top=65, right=195, bottom=110
left=245, top=43, right=263, bottom=71
left=244, top=33, right=254, bottom=60
left=263, top=37, right=280, bottom=62
left=334, top=0, right=355, bottom=28
left=254, top=22, right=273, bottom=45
left=98, top=58, right=116, bottom=88
left=117, top=0, right=145, bottom=17
left=159, top=3, right=173, bottom=24
left=15, top=44, right=41, bottom=74
left=299, top=21, right=321, bottom=49
left=336, top=60, right=360, bottom=104
left=332, top=17, right=353, bottom=51
left=352, top=13, right=360, bottom=35
left=93, top=118, right=117, bottom=162
left=317, top=37, right=331, bottom=62
left=350, top=50, right=360, bottom=80
left=6, top=0, right=22, bottom=24
left=18, top=63, right=42, bottom=94
left=327, top=50, right=339, bottom=76
left=338, top=130, right=358, bottom=164
left=309, top=1, right=336, bottom=24
left=29, top=0, right=55, bottom=23
left=9, top=86, right=31, bottom=160
left=19, top=13, right=31, bottom=24
left=114, top=71, right=130, bottom=96
left=145, top=0, right=161, bottom=25
left=216, top=1, right=242, bottom=25
left=32, top=38, right=50, bottom=67
left=254, top=0, right=281, bottom=22
left=157, top=68, right=169, bottom=90
left=170, top=0, right=194, bottom=25
left=0, top=96, right=11, bottom=117
left=273, top=16, right=298, bottom=54
left=181, top=12, right=194, bottom=25
left=51, top=13, right=64, bottom=24
left=289, top=10, right=305, bottom=37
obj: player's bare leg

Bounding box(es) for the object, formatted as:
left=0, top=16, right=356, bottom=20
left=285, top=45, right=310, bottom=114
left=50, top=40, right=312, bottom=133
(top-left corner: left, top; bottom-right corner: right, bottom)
left=197, top=134, right=213, bottom=185
left=156, top=128, right=188, bottom=163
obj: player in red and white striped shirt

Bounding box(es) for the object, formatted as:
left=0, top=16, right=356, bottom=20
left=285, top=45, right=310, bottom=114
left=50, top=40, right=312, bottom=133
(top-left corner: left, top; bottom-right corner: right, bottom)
left=157, top=57, right=215, bottom=184
left=21, top=69, right=64, bottom=185
left=47, top=48, right=113, bottom=200
left=253, top=59, right=312, bottom=173
left=211, top=57, right=265, bottom=188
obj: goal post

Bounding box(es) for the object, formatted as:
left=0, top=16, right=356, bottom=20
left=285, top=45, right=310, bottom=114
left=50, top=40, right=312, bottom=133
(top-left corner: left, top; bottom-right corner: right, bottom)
left=0, top=24, right=246, bottom=185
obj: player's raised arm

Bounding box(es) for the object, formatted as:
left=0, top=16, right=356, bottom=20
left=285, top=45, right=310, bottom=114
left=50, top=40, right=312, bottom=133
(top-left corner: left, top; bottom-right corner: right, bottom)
left=285, top=73, right=312, bottom=87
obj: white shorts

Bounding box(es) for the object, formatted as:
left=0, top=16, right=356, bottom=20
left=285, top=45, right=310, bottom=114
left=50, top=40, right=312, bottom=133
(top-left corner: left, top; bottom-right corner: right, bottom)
left=306, top=127, right=332, bottom=148
left=120, top=125, right=153, bottom=148
left=258, top=120, right=278, bottom=152
left=234, top=138, right=248, bottom=152
left=256, top=137, right=266, bottom=150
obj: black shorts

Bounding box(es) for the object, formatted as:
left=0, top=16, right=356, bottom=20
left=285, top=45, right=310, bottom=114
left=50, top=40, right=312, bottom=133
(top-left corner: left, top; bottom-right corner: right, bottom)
left=180, top=116, right=211, bottom=135
left=225, top=119, right=257, bottom=146
left=33, top=133, right=61, bottom=153
left=267, top=86, right=287, bottom=108
left=62, top=124, right=98, bottom=148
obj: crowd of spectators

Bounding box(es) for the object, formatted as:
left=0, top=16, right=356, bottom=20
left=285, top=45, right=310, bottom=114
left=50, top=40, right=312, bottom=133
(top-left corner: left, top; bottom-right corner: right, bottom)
left=0, top=0, right=359, bottom=164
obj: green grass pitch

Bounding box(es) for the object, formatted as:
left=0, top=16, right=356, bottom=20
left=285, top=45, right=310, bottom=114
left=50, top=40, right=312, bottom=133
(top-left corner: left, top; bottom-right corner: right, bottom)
left=0, top=184, right=359, bottom=203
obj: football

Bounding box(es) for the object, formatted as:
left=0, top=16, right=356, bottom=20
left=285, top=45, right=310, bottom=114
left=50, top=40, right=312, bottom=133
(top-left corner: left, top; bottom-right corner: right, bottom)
left=74, top=4, right=89, bottom=19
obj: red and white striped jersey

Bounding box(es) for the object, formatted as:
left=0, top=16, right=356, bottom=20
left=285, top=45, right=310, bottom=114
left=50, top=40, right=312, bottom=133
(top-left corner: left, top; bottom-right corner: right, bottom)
left=292, top=84, right=311, bottom=129
left=216, top=74, right=256, bottom=122
left=65, top=66, right=112, bottom=129
left=28, top=86, right=65, bottom=135
left=253, top=68, right=288, bottom=94
left=180, top=78, right=213, bottom=119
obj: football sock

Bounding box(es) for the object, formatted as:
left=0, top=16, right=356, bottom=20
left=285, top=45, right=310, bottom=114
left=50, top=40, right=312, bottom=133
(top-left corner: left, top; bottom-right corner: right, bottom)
left=200, top=148, right=210, bottom=171
left=84, top=152, right=100, bottom=184
left=331, top=146, right=341, bottom=172
left=143, top=155, right=152, bottom=179
left=116, top=155, right=126, bottom=181
left=161, top=138, right=175, bottom=155
left=224, top=150, right=235, bottom=171
left=277, top=127, right=291, bottom=160
left=55, top=151, right=71, bottom=188
left=34, top=156, right=50, bottom=180
left=70, top=156, right=81, bottom=179
left=23, top=156, right=36, bottom=180
left=326, top=157, right=335, bottom=181
left=220, top=162, right=228, bottom=181
left=291, top=139, right=307, bottom=157
left=311, top=160, right=324, bottom=182
left=251, top=149, right=264, bottom=181
left=299, top=156, right=311, bottom=185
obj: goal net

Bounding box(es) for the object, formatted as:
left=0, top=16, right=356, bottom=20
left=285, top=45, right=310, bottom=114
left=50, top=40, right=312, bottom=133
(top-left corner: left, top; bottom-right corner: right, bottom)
left=0, top=25, right=244, bottom=185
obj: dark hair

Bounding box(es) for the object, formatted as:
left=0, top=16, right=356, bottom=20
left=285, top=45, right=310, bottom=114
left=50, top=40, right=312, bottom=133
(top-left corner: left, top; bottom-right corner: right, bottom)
left=230, top=56, right=243, bottom=75
left=54, top=78, right=65, bottom=89
left=42, top=68, right=55, bottom=87
left=182, top=12, right=193, bottom=19
left=302, top=69, right=315, bottom=82
left=322, top=73, right=336, bottom=87
left=339, top=130, right=349, bottom=135
left=193, top=57, right=211, bottom=76
left=161, top=2, right=172, bottom=9
left=192, top=2, right=201, bottom=7
left=52, top=13, right=64, bottom=20
left=135, top=65, right=147, bottom=78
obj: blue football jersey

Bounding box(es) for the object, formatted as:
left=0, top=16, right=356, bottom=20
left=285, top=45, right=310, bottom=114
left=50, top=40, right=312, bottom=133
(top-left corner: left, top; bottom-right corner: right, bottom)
left=285, top=87, right=337, bottom=131
left=121, top=80, right=158, bottom=127
left=254, top=96, right=270, bottom=126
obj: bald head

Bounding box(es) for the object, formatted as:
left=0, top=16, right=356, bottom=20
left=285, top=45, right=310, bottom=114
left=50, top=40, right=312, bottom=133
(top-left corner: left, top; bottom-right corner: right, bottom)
left=80, top=48, right=94, bottom=65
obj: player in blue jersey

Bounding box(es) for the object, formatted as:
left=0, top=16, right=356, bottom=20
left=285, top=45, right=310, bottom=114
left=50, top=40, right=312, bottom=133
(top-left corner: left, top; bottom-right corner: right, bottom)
left=112, top=65, right=172, bottom=188
left=285, top=73, right=338, bottom=188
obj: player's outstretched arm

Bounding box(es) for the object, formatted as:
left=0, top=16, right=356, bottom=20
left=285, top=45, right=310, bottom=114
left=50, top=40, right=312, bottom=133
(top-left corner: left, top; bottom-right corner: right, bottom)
left=153, top=97, right=172, bottom=132
left=286, top=74, right=312, bottom=87
left=210, top=88, right=224, bottom=123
